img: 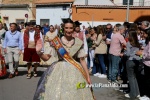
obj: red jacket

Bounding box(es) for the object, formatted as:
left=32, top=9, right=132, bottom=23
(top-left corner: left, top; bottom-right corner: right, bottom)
left=24, top=28, right=40, bottom=48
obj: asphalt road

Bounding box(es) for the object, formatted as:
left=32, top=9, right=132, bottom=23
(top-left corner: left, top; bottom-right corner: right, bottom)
left=0, top=67, right=134, bottom=100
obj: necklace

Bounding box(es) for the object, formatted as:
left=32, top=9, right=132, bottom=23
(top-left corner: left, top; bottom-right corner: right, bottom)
left=61, top=36, right=75, bottom=48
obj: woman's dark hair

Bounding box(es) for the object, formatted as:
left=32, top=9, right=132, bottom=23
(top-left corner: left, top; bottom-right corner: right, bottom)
left=90, top=28, right=95, bottom=33
left=123, top=22, right=130, bottom=29
left=145, top=29, right=150, bottom=45
left=129, top=23, right=138, bottom=31
left=64, top=18, right=74, bottom=25
left=36, top=25, right=42, bottom=30
left=128, top=30, right=140, bottom=48
left=97, top=25, right=105, bottom=36
left=49, top=25, right=54, bottom=29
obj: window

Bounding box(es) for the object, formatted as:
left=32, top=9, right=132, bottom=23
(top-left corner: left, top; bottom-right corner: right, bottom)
left=63, top=6, right=67, bottom=10
left=3, top=17, right=9, bottom=23
left=16, top=19, right=25, bottom=24
left=40, top=19, right=50, bottom=26
left=123, top=0, right=133, bottom=5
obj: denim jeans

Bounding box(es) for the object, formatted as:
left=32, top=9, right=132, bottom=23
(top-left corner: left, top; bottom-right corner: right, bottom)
left=126, top=60, right=140, bottom=98
left=98, top=54, right=106, bottom=74
left=108, top=54, right=121, bottom=81
left=92, top=57, right=101, bottom=74
left=92, top=58, right=96, bottom=74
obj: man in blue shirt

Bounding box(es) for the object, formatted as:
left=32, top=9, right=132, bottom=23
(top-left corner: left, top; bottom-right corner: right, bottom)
left=43, top=23, right=50, bottom=36
left=3, top=23, right=22, bottom=78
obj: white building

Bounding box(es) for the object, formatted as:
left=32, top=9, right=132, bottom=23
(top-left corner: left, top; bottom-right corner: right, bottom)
left=35, top=0, right=74, bottom=26
left=74, top=0, right=114, bottom=5
left=0, top=4, right=35, bottom=29
left=113, top=0, right=150, bottom=6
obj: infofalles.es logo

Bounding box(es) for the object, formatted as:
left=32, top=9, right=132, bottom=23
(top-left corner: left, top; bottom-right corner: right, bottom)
left=76, top=82, right=128, bottom=89
left=76, top=82, right=86, bottom=89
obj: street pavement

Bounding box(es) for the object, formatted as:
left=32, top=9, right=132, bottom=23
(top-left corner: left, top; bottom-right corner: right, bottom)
left=0, top=67, right=134, bottom=100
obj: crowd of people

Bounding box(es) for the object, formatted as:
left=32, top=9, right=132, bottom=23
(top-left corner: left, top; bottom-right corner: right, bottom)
left=0, top=19, right=150, bottom=100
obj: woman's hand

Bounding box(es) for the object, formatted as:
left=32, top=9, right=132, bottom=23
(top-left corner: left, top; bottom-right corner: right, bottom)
left=106, top=40, right=111, bottom=44
left=36, top=39, right=43, bottom=52
left=102, top=35, right=106, bottom=40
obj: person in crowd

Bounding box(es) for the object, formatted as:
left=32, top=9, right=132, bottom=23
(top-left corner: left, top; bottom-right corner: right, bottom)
left=43, top=23, right=50, bottom=36
left=111, top=24, right=123, bottom=80
left=3, top=23, right=22, bottom=78
left=124, top=30, right=141, bottom=99
left=141, top=21, right=150, bottom=30
left=22, top=22, right=43, bottom=79
left=109, top=25, right=126, bottom=83
left=57, top=23, right=64, bottom=38
left=139, top=30, right=146, bottom=48
left=34, top=18, right=94, bottom=100
left=82, top=25, right=86, bottom=33
left=105, top=23, right=113, bottom=78
left=72, top=21, right=89, bottom=72
left=123, top=22, right=130, bottom=38
left=87, top=28, right=97, bottom=74
left=107, top=23, right=121, bottom=80
left=136, top=29, right=150, bottom=100
left=72, top=21, right=88, bottom=56
left=85, top=28, right=90, bottom=39
left=36, top=25, right=44, bottom=36
left=0, top=22, right=6, bottom=77
left=3, top=23, right=8, bottom=31
left=19, top=22, right=30, bottom=66
left=21, top=23, right=26, bottom=33
left=106, top=23, right=113, bottom=44
left=93, top=25, right=107, bottom=78
left=20, top=22, right=25, bottom=30
left=40, top=25, right=58, bottom=66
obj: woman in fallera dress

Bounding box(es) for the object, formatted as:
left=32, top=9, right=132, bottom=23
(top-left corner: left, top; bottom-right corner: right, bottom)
left=40, top=25, right=58, bottom=66
left=34, top=18, right=94, bottom=100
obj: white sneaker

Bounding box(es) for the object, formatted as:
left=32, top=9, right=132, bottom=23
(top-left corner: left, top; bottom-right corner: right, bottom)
left=125, top=94, right=140, bottom=98
left=108, top=80, right=111, bottom=83
left=139, top=95, right=150, bottom=100
left=93, top=73, right=101, bottom=77
left=98, top=74, right=107, bottom=78
left=139, top=95, right=146, bottom=99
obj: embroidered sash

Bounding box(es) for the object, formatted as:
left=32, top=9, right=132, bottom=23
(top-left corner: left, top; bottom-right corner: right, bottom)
left=51, top=36, right=88, bottom=82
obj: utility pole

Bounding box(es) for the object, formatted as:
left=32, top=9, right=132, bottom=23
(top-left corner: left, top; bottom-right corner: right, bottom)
left=126, top=0, right=130, bottom=22
left=92, top=14, right=94, bottom=27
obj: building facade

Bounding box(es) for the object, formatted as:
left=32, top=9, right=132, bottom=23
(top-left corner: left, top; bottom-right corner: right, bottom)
left=72, top=5, right=150, bottom=27
left=0, top=0, right=36, bottom=24
left=72, top=0, right=150, bottom=27
left=113, top=0, right=150, bottom=6
left=35, top=0, right=73, bottom=26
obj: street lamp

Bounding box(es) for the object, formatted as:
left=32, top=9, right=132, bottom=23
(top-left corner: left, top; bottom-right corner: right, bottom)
left=126, top=0, right=130, bottom=22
